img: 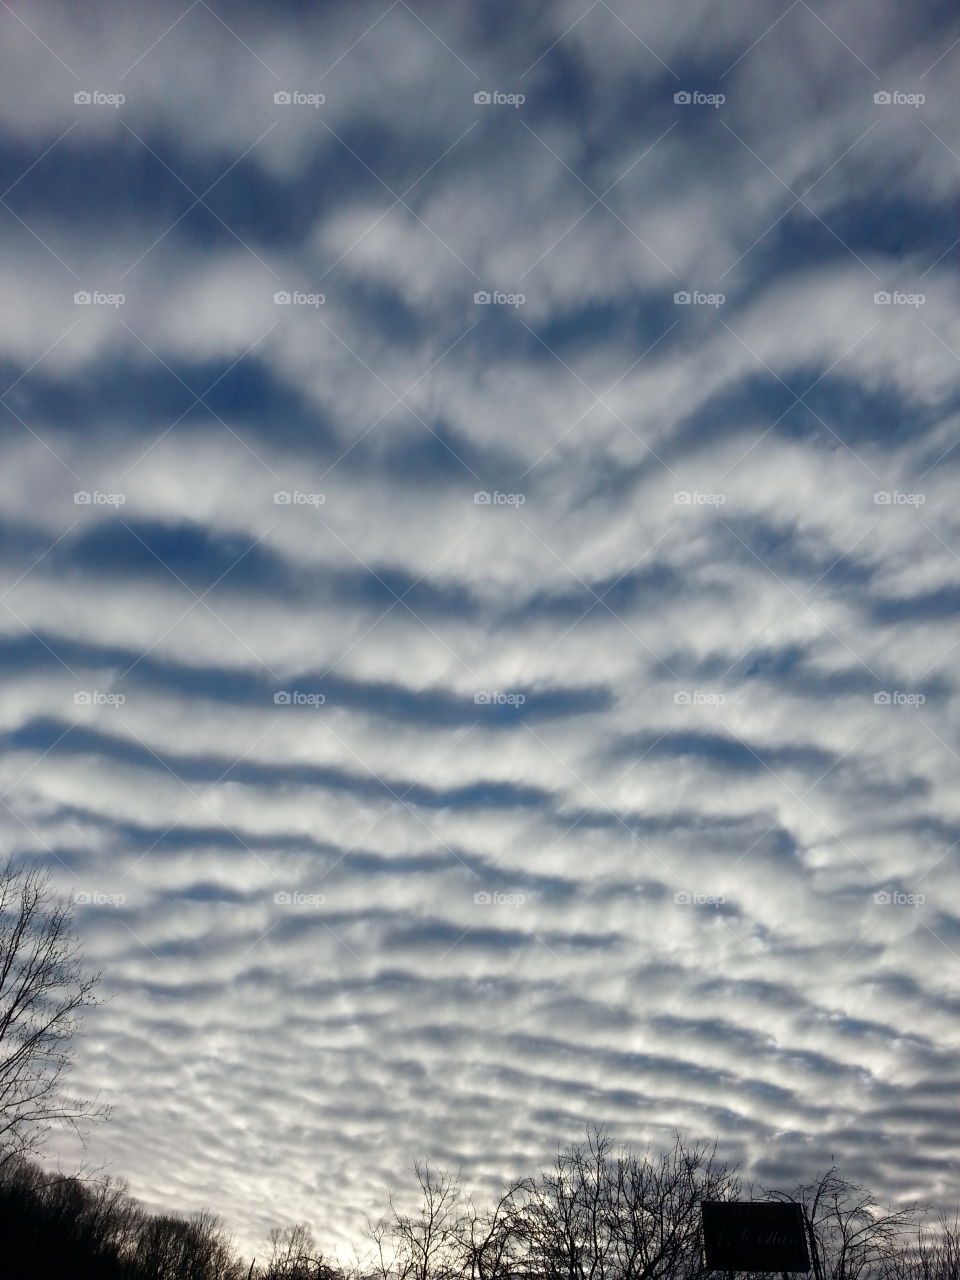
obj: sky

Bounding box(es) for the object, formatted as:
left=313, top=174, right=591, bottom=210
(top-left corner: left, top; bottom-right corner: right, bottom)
left=1, top=0, right=960, bottom=1263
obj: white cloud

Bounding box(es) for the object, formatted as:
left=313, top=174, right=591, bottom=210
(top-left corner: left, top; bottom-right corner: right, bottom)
left=2, top=0, right=960, bottom=1265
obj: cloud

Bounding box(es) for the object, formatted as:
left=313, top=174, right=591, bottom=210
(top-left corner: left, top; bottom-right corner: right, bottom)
left=2, top=0, right=960, bottom=1263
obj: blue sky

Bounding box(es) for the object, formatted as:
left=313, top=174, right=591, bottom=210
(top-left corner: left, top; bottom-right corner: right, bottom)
left=2, top=0, right=960, bottom=1261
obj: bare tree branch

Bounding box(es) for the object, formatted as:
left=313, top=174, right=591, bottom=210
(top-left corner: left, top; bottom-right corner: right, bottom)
left=0, top=856, right=107, bottom=1165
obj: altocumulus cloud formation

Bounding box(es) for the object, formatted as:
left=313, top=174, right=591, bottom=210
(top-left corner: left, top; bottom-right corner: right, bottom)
left=1, top=0, right=960, bottom=1258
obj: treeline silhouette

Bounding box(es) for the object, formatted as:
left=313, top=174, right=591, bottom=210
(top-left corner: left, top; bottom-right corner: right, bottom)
left=3, top=862, right=956, bottom=1279
left=3, top=1129, right=960, bottom=1280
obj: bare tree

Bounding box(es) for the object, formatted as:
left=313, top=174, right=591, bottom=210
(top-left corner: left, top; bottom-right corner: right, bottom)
left=263, top=1221, right=340, bottom=1280
left=361, top=1130, right=746, bottom=1280
left=367, top=1162, right=468, bottom=1280
left=513, top=1127, right=742, bottom=1280
left=763, top=1167, right=920, bottom=1280
left=0, top=856, right=106, bottom=1164
left=905, top=1211, right=960, bottom=1280
left=517, top=1127, right=615, bottom=1280
left=458, top=1180, right=534, bottom=1280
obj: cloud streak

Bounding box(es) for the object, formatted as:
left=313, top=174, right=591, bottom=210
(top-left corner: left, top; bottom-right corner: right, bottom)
left=1, top=0, right=959, bottom=1261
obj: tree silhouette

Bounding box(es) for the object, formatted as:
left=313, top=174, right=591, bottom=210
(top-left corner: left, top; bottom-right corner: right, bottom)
left=510, top=1128, right=743, bottom=1280
left=762, top=1167, right=920, bottom=1280
left=264, top=1221, right=339, bottom=1279
left=363, top=1128, right=745, bottom=1280
left=0, top=856, right=106, bottom=1164
left=4, top=1110, right=960, bottom=1280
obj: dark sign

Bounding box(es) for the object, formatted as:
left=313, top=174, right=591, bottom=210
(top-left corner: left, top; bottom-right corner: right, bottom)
left=701, top=1201, right=811, bottom=1273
